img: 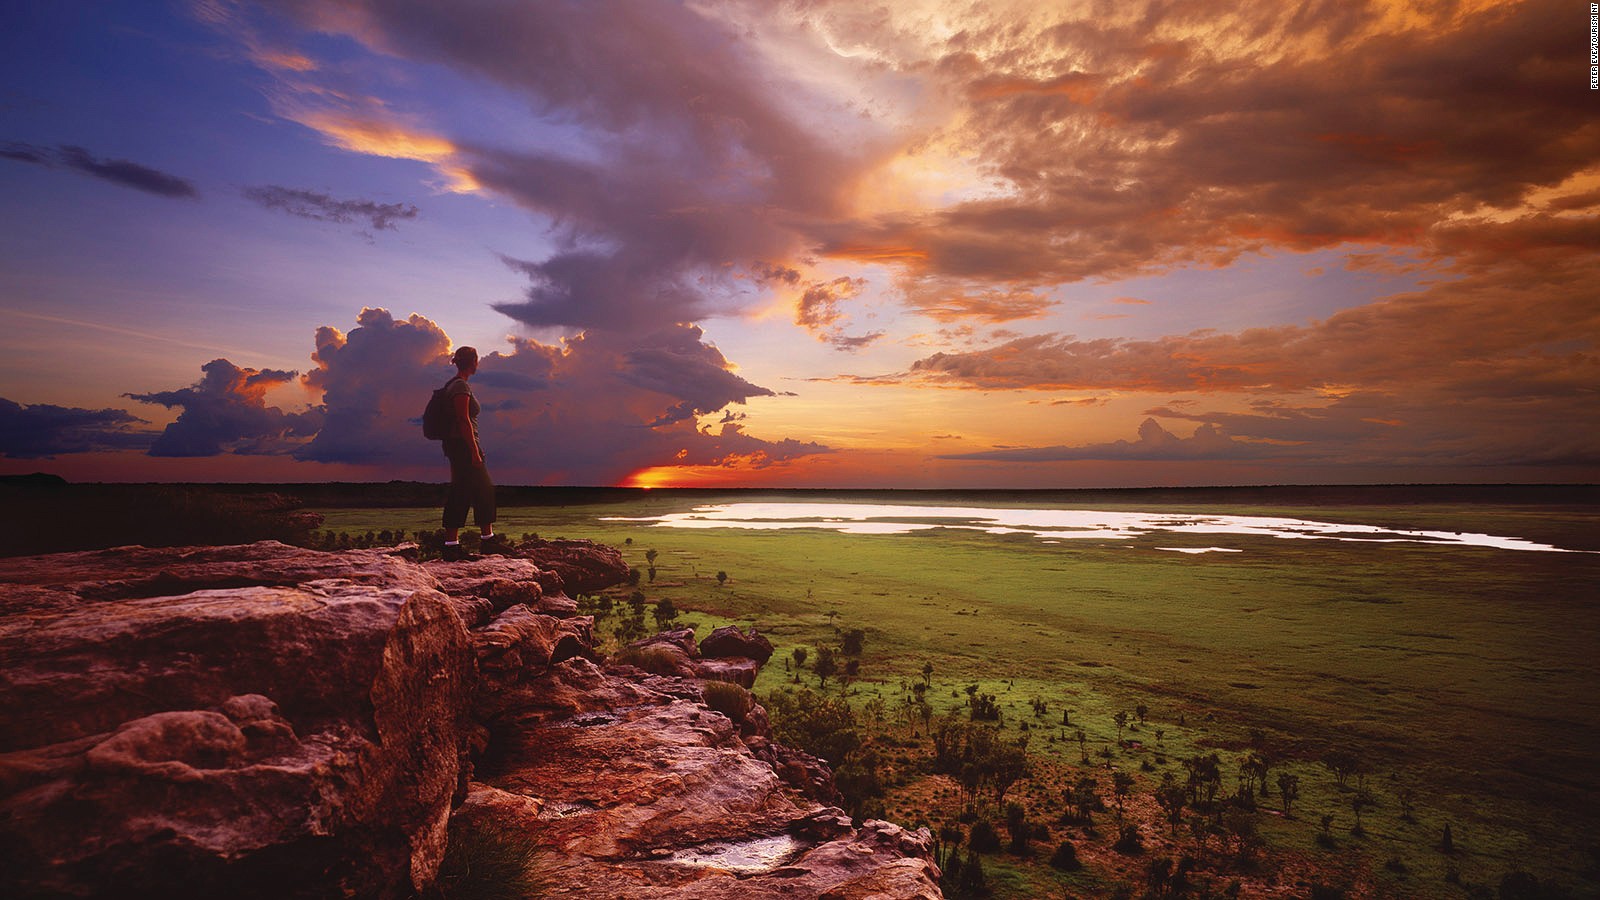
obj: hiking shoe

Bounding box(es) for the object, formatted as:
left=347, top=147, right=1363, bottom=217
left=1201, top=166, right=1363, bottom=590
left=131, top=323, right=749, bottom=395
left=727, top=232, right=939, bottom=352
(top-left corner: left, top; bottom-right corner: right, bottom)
left=479, top=533, right=514, bottom=555
left=441, top=544, right=479, bottom=563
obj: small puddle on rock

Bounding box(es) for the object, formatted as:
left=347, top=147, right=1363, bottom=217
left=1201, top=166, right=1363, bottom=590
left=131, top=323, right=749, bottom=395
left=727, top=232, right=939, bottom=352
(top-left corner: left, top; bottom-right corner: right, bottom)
left=662, top=834, right=807, bottom=875
left=537, top=800, right=598, bottom=820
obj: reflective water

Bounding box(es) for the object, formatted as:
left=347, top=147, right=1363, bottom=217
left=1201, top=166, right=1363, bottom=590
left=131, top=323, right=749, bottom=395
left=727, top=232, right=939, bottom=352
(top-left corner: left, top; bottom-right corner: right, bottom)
left=605, top=502, right=1584, bottom=553
left=662, top=833, right=807, bottom=874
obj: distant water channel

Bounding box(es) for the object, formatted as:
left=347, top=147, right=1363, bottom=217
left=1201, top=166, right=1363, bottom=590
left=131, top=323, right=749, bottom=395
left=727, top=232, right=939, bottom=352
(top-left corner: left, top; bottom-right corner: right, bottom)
left=605, top=502, right=1584, bottom=553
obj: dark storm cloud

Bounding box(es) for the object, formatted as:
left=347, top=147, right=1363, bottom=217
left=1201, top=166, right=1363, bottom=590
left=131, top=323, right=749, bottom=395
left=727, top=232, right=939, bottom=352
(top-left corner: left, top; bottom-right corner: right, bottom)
left=0, top=398, right=153, bottom=459
left=242, top=185, right=419, bottom=231
left=127, top=360, right=320, bottom=457
left=261, top=0, right=865, bottom=333
left=620, top=325, right=776, bottom=427
left=2, top=143, right=199, bottom=198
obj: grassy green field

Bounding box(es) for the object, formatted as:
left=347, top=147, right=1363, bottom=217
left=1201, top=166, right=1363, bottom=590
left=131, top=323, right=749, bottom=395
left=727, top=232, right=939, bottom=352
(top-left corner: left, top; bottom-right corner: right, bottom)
left=313, top=490, right=1600, bottom=898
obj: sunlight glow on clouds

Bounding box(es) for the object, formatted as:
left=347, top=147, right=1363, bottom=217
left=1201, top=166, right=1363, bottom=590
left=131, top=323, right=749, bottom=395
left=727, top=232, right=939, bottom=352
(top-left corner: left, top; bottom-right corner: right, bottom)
left=0, top=0, right=1594, bottom=486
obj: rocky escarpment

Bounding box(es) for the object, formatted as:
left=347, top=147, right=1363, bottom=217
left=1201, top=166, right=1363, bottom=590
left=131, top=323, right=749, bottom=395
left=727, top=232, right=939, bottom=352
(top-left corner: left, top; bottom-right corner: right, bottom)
left=0, top=540, right=941, bottom=899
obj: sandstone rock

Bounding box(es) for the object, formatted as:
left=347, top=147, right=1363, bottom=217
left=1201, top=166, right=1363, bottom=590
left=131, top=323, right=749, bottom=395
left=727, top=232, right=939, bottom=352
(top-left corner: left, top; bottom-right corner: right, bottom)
left=693, top=656, right=760, bottom=688
left=514, top=538, right=630, bottom=595
left=0, top=541, right=436, bottom=618
left=427, top=555, right=578, bottom=617
left=633, top=626, right=700, bottom=657
left=0, top=543, right=475, bottom=899
left=700, top=624, right=774, bottom=663
left=472, top=605, right=593, bottom=688
left=457, top=659, right=940, bottom=899
left=610, top=628, right=702, bottom=680
left=0, top=541, right=940, bottom=900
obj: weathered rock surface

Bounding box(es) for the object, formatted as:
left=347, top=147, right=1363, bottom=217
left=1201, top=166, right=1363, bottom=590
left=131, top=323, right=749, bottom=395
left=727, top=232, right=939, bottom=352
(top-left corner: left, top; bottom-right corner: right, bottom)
left=700, top=624, right=775, bottom=663
left=0, top=539, right=940, bottom=899
left=513, top=537, right=630, bottom=595
left=693, top=656, right=762, bottom=688
left=0, top=544, right=475, bottom=898
left=466, top=659, right=940, bottom=898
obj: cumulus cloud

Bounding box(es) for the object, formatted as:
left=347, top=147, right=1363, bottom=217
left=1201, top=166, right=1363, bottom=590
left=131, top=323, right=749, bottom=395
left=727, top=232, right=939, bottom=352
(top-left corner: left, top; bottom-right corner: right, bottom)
left=286, top=308, right=825, bottom=482
left=242, top=185, right=419, bottom=231
left=1, top=143, right=199, bottom=198
left=0, top=398, right=153, bottom=459
left=944, top=418, right=1271, bottom=462
left=294, top=307, right=455, bottom=465
left=127, top=359, right=320, bottom=456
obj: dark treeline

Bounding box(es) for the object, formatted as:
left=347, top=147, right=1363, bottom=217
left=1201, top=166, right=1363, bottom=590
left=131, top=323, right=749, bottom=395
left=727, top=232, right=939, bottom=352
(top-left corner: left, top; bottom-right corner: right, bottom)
left=6, top=474, right=1596, bottom=509
left=239, top=481, right=1600, bottom=509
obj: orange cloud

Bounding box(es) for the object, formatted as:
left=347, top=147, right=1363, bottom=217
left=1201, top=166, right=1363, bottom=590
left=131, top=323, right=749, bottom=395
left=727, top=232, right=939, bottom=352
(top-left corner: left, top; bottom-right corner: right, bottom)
left=969, top=74, right=1100, bottom=105
left=824, top=244, right=930, bottom=264
left=293, top=113, right=479, bottom=193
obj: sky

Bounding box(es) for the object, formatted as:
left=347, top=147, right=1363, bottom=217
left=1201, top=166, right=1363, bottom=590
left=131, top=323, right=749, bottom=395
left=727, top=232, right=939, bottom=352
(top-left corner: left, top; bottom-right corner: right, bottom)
left=1, top=0, right=1596, bottom=489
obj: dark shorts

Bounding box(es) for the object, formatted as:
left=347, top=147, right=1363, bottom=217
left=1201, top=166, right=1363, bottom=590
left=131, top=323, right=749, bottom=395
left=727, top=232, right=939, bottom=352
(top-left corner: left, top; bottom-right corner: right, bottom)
left=443, top=440, right=495, bottom=529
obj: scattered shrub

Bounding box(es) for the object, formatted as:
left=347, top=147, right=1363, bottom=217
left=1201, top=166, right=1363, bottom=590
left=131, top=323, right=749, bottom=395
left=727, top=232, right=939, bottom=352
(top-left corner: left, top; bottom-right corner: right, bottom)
left=1113, top=823, right=1144, bottom=855
left=610, top=645, right=683, bottom=676
left=968, top=820, right=1002, bottom=854
left=955, top=849, right=988, bottom=897
left=701, top=680, right=753, bottom=726
left=437, top=814, right=548, bottom=900
left=842, top=629, right=865, bottom=655
left=1049, top=840, right=1082, bottom=871
left=763, top=688, right=860, bottom=765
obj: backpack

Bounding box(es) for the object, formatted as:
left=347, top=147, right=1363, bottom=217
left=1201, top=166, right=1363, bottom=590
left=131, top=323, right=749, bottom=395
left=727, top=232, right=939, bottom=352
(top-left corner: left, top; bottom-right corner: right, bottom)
left=421, top=377, right=460, bottom=440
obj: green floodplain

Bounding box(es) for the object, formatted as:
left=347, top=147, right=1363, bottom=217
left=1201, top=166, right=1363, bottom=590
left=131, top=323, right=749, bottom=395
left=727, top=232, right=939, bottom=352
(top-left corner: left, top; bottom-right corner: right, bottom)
left=307, top=485, right=1600, bottom=899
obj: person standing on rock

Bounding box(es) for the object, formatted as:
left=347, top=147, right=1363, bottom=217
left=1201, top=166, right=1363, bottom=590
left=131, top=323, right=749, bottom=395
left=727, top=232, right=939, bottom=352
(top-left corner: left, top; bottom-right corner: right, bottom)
left=440, top=346, right=506, bottom=561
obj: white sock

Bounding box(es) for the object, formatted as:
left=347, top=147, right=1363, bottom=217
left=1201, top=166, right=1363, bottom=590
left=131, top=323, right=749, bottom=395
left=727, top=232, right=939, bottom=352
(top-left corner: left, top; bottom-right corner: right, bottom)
left=445, top=540, right=460, bottom=546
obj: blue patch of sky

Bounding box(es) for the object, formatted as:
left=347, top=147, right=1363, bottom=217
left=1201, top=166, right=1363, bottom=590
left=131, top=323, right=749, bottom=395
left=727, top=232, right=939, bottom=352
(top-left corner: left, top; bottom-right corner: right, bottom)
left=1048, top=247, right=1441, bottom=341
left=0, top=2, right=577, bottom=401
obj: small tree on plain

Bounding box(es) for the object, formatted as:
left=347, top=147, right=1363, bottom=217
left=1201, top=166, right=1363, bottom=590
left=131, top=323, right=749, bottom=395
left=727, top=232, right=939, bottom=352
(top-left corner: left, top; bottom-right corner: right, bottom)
left=1277, top=772, right=1300, bottom=817
left=814, top=645, right=838, bottom=688
left=652, top=598, right=678, bottom=629
left=1113, top=771, right=1135, bottom=822
left=1155, top=772, right=1187, bottom=835
left=842, top=629, right=865, bottom=655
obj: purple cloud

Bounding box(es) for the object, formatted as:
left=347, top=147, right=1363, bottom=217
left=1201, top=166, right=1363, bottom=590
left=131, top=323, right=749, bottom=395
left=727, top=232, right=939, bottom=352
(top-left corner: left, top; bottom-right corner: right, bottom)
left=0, top=398, right=153, bottom=459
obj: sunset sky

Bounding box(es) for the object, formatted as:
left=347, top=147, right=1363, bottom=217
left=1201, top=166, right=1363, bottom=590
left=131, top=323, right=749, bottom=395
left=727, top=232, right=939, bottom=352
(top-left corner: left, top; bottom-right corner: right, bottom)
left=2, top=0, right=1596, bottom=488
